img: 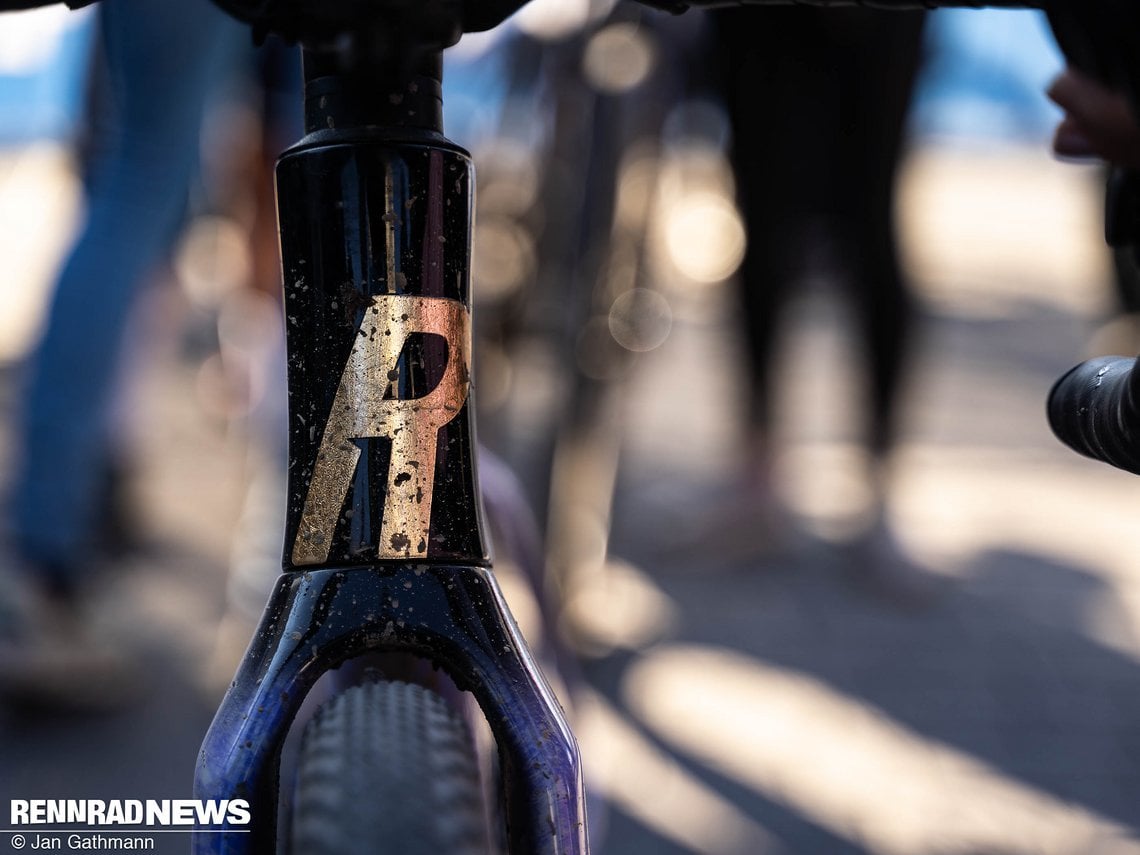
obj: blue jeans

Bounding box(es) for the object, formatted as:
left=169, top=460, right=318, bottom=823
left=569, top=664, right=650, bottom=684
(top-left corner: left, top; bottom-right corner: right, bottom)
left=11, top=0, right=246, bottom=580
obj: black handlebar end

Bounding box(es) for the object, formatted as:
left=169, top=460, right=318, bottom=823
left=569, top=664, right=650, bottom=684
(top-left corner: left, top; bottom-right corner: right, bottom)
left=1048, top=355, right=1140, bottom=475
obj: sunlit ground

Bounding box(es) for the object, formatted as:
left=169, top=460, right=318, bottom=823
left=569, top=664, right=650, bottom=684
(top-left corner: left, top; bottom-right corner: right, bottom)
left=1, top=134, right=1139, bottom=854
left=562, top=141, right=1140, bottom=854
left=0, top=143, right=80, bottom=362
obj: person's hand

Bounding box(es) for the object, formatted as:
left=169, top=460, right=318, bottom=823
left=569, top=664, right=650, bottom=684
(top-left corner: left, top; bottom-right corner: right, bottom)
left=1048, top=67, right=1140, bottom=170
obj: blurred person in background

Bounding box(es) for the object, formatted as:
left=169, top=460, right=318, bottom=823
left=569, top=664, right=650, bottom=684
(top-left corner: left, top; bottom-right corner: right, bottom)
left=0, top=0, right=256, bottom=710
left=1050, top=67, right=1140, bottom=367
left=708, top=6, right=932, bottom=601
left=1050, top=67, right=1140, bottom=170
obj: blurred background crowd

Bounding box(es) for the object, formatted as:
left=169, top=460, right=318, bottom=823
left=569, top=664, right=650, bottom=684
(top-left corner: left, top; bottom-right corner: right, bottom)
left=2, top=1, right=1139, bottom=853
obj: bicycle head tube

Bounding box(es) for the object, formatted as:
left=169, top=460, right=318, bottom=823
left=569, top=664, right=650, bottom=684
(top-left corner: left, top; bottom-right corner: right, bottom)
left=274, top=25, right=491, bottom=570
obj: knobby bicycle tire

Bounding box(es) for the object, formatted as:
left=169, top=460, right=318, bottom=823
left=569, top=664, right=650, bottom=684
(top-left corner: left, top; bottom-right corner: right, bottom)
left=289, top=680, right=493, bottom=855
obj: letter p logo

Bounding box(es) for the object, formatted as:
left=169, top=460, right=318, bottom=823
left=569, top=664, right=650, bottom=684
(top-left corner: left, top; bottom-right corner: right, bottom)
left=292, top=294, right=471, bottom=565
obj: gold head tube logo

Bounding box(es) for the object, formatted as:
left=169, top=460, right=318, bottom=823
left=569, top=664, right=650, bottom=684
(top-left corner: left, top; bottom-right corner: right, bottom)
left=292, top=294, right=471, bottom=565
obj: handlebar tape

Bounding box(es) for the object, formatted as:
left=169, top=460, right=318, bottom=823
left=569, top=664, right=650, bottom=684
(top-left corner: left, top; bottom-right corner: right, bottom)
left=1048, top=356, right=1140, bottom=475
